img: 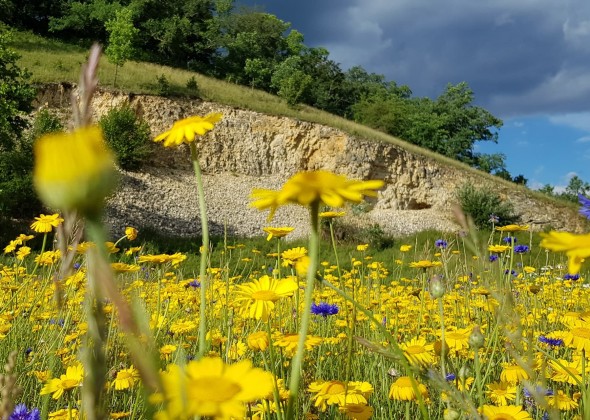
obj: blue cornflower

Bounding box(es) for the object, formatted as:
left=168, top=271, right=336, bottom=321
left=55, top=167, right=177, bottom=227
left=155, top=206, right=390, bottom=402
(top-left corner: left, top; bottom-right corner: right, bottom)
left=185, top=279, right=200, bottom=288
left=563, top=273, right=581, bottom=281
left=435, top=239, right=448, bottom=249
left=538, top=336, right=564, bottom=347
left=514, top=245, right=529, bottom=254
left=311, top=302, right=339, bottom=317
left=578, top=194, right=590, bottom=219
left=504, top=269, right=517, bottom=276
left=49, top=318, right=65, bottom=327
left=489, top=254, right=499, bottom=263
left=73, top=262, right=81, bottom=270
left=9, top=404, right=40, bottom=420
left=524, top=386, right=553, bottom=398
left=502, top=236, right=517, bottom=244
left=445, top=373, right=456, bottom=381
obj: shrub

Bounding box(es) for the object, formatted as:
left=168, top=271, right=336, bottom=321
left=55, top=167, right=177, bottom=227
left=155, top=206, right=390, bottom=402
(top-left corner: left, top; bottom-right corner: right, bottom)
left=156, top=74, right=170, bottom=96
left=457, top=182, right=518, bottom=229
left=0, top=109, right=63, bottom=222
left=99, top=105, right=152, bottom=170
left=185, top=76, right=199, bottom=94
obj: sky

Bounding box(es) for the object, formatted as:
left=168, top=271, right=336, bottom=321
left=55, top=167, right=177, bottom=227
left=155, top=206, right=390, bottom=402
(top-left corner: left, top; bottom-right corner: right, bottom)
left=238, top=0, right=590, bottom=190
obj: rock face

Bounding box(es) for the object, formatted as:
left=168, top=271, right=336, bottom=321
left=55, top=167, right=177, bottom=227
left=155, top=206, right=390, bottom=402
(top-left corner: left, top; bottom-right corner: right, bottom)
left=34, top=84, right=586, bottom=239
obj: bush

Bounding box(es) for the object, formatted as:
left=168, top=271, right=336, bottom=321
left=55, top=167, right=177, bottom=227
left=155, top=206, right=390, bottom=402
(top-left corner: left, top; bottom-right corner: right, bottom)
left=156, top=74, right=170, bottom=96
left=0, top=109, right=63, bottom=221
left=185, top=76, right=199, bottom=94
left=457, top=183, right=518, bottom=229
left=99, top=105, right=152, bottom=170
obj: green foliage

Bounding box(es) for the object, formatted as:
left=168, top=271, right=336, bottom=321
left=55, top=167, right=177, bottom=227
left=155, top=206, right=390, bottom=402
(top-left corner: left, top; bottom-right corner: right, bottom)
left=105, top=7, right=138, bottom=87
left=0, top=109, right=62, bottom=220
left=457, top=183, right=518, bottom=229
left=156, top=74, right=170, bottom=96
left=0, top=26, right=36, bottom=150
left=271, top=56, right=312, bottom=106
left=99, top=105, right=152, bottom=170
left=185, top=75, right=199, bottom=93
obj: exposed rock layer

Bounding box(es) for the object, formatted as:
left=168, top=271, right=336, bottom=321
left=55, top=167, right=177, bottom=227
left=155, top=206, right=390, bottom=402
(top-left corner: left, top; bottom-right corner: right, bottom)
left=34, top=84, right=585, bottom=239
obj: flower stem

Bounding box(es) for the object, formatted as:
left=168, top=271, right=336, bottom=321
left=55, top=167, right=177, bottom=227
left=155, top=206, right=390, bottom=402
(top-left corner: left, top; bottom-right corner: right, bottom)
left=190, top=142, right=210, bottom=359
left=286, top=202, right=320, bottom=418
left=30, top=232, right=48, bottom=276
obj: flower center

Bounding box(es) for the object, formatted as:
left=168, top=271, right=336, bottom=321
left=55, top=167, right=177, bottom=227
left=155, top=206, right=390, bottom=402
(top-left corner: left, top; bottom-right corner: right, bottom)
left=251, top=290, right=279, bottom=301
left=324, top=381, right=346, bottom=395
left=191, top=377, right=241, bottom=402
left=61, top=378, right=80, bottom=390
left=490, top=415, right=516, bottom=420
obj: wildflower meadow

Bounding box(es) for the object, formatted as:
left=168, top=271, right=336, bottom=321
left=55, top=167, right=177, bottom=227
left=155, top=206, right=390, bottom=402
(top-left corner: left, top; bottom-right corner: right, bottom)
left=3, top=47, right=590, bottom=420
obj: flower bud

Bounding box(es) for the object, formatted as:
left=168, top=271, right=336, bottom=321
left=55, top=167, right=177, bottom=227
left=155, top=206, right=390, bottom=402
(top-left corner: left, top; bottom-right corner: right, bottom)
left=34, top=126, right=117, bottom=218
left=429, top=275, right=445, bottom=298
left=468, top=325, right=485, bottom=349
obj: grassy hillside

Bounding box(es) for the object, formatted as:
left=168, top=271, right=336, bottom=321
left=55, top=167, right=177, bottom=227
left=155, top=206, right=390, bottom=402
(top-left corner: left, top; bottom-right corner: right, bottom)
left=8, top=29, right=576, bottom=211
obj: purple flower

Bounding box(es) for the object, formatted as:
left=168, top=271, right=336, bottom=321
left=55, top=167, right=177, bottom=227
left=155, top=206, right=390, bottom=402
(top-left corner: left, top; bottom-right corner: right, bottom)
left=311, top=302, right=339, bottom=317
left=185, top=279, right=201, bottom=288
left=502, top=236, right=517, bottom=244
left=514, top=245, right=529, bottom=254
left=489, top=214, right=499, bottom=224
left=538, top=336, right=564, bottom=347
left=578, top=194, right=590, bottom=219
left=9, top=404, right=40, bottom=420
left=489, top=254, right=499, bottom=263
left=504, top=269, right=517, bottom=276
left=445, top=373, right=456, bottom=381
left=435, top=239, right=448, bottom=249
left=563, top=273, right=581, bottom=281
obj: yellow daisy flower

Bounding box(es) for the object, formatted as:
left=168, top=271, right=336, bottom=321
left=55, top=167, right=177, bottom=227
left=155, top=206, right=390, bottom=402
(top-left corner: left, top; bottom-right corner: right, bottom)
left=262, top=226, right=294, bottom=241
left=247, top=331, right=269, bottom=351
left=409, top=260, right=443, bottom=269
left=40, top=363, right=84, bottom=399
left=125, top=226, right=138, bottom=240
left=485, top=382, right=517, bottom=406
left=400, top=337, right=435, bottom=367
left=480, top=405, right=531, bottom=419
left=234, top=275, right=298, bottom=321
left=157, top=357, right=274, bottom=419
left=388, top=376, right=428, bottom=402
left=488, top=245, right=510, bottom=253
left=500, top=363, right=530, bottom=384
left=112, top=366, right=140, bottom=390
left=540, top=230, right=590, bottom=274
left=30, top=213, right=64, bottom=233
left=250, top=170, right=384, bottom=219
left=33, top=126, right=117, bottom=214
left=546, top=390, right=579, bottom=411
left=495, top=224, right=529, bottom=232
left=154, top=113, right=223, bottom=147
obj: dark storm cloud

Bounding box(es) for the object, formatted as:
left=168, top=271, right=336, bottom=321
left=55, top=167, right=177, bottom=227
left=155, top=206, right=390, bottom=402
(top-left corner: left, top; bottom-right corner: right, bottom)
left=240, top=0, right=590, bottom=117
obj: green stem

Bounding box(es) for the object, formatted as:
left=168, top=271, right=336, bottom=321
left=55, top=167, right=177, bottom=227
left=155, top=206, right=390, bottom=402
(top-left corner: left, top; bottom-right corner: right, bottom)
left=286, top=202, right=320, bottom=419
left=190, top=142, right=210, bottom=359
left=31, top=232, right=48, bottom=276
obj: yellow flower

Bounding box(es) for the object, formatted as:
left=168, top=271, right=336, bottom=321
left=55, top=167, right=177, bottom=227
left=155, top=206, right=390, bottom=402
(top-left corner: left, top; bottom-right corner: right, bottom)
left=157, top=357, right=273, bottom=419
left=546, top=390, right=579, bottom=411
left=105, top=241, right=120, bottom=253
left=40, top=363, right=84, bottom=399
left=262, top=226, right=294, bottom=241
left=485, top=382, right=517, bottom=406
left=495, top=224, right=529, bottom=232
left=250, top=170, right=384, bottom=219
left=3, top=239, right=21, bottom=253
left=308, top=380, right=373, bottom=411
left=399, top=245, right=412, bottom=252
left=112, top=366, right=140, bottom=390
left=275, top=333, right=322, bottom=355
left=111, top=263, right=141, bottom=273
left=247, top=331, right=270, bottom=351
left=16, top=246, right=31, bottom=261
left=319, top=211, right=345, bottom=218
left=400, top=337, right=435, bottom=367
left=443, top=327, right=471, bottom=352
left=480, top=405, right=531, bottom=419
left=409, top=260, right=442, bottom=269
left=234, top=275, right=298, bottom=321
left=154, top=113, right=223, bottom=147
left=540, top=231, right=590, bottom=274
left=33, top=126, right=117, bottom=215
left=564, top=322, right=590, bottom=353
left=125, top=226, right=138, bottom=241
left=49, top=408, right=79, bottom=420
left=281, top=246, right=308, bottom=266
left=549, top=358, right=584, bottom=385
left=488, top=245, right=510, bottom=253
left=169, top=319, right=198, bottom=335
left=388, top=376, right=428, bottom=402
left=30, top=213, right=64, bottom=233
left=500, top=363, right=530, bottom=384
left=339, top=404, right=374, bottom=420
left=357, top=244, right=369, bottom=251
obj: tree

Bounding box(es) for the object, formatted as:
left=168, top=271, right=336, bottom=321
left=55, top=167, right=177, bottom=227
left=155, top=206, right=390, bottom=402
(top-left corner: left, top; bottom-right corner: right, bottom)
left=105, top=7, right=139, bottom=87
left=512, top=174, right=528, bottom=186
left=0, top=26, right=35, bottom=150
left=270, top=56, right=312, bottom=106
left=562, top=175, right=590, bottom=202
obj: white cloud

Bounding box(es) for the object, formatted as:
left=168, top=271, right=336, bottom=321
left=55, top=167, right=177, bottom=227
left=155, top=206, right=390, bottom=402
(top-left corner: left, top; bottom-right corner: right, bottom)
left=577, top=135, right=590, bottom=143
left=549, top=113, right=590, bottom=132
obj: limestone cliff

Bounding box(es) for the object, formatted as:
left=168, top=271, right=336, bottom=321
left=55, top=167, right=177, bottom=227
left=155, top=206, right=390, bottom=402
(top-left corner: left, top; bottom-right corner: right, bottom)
left=34, top=84, right=585, bottom=239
